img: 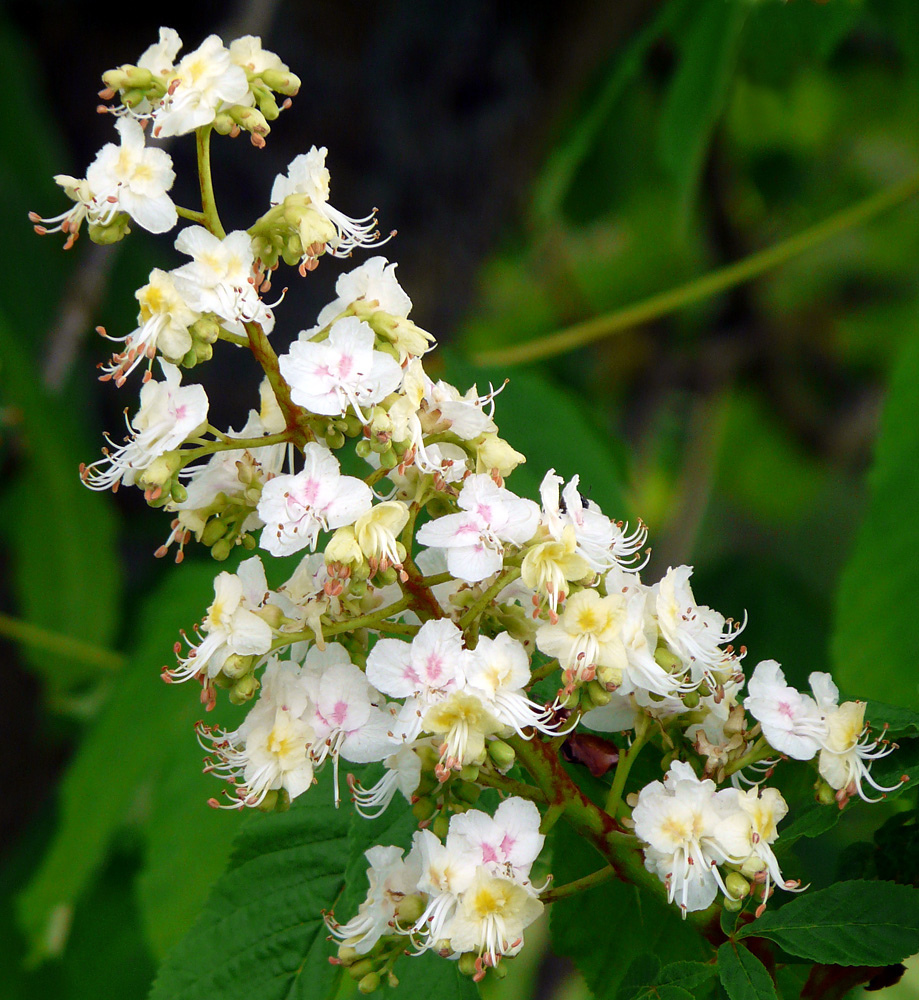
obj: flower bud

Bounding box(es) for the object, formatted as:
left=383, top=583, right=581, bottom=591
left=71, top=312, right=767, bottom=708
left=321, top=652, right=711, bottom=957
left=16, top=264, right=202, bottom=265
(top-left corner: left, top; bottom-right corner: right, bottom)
left=348, top=959, right=376, bottom=982
left=487, top=740, right=516, bottom=772
left=654, top=645, right=683, bottom=672
left=682, top=690, right=701, bottom=709
left=815, top=780, right=837, bottom=806
left=432, top=813, right=449, bottom=839
left=587, top=680, right=611, bottom=708
left=725, top=872, right=750, bottom=899
left=229, top=673, right=260, bottom=705
left=358, top=972, right=380, bottom=995
left=394, top=894, right=426, bottom=925
left=454, top=780, right=481, bottom=805
left=458, top=953, right=478, bottom=977
left=221, top=653, right=255, bottom=680
left=596, top=664, right=623, bottom=688
left=458, top=764, right=480, bottom=782
left=257, top=789, right=279, bottom=813
left=325, top=526, right=365, bottom=568
left=88, top=212, right=131, bottom=245
left=723, top=895, right=744, bottom=912
left=261, top=68, right=302, bottom=95
left=211, top=537, right=233, bottom=562
left=475, top=433, right=526, bottom=478
left=740, top=856, right=767, bottom=878
left=412, top=796, right=437, bottom=823
left=201, top=517, right=229, bottom=547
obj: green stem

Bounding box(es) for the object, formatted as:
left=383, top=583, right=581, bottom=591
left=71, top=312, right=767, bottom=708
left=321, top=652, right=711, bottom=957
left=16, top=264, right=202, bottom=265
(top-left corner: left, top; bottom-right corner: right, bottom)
left=182, top=430, right=293, bottom=462
left=474, top=171, right=919, bottom=366
left=217, top=329, right=251, bottom=348
left=196, top=126, right=225, bottom=238
left=475, top=768, right=548, bottom=804
left=723, top=735, right=773, bottom=777
left=459, top=566, right=522, bottom=631
left=175, top=205, right=208, bottom=224
left=529, top=657, right=560, bottom=684
left=541, top=865, right=616, bottom=904
left=605, top=713, right=653, bottom=815
left=270, top=594, right=414, bottom=651
left=0, top=612, right=124, bottom=672
left=539, top=801, right=566, bottom=834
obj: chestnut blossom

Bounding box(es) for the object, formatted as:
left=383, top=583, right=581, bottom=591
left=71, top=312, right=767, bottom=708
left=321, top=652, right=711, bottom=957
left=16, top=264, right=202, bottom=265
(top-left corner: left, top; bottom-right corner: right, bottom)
left=172, top=227, right=275, bottom=335
left=270, top=146, right=385, bottom=257
left=744, top=660, right=828, bottom=761
left=152, top=34, right=250, bottom=138
left=170, top=556, right=274, bottom=682
left=447, top=798, right=544, bottom=891
left=81, top=361, right=208, bottom=492
left=257, top=443, right=373, bottom=556
left=279, top=315, right=403, bottom=420
left=416, top=475, right=539, bottom=583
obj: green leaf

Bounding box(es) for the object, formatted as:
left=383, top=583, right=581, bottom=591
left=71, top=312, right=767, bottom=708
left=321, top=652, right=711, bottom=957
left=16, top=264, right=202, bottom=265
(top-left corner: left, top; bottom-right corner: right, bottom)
left=550, top=822, right=704, bottom=1000
left=777, top=802, right=841, bottom=846
left=0, top=306, right=121, bottom=695
left=444, top=352, right=628, bottom=517
left=531, top=0, right=687, bottom=223
left=658, top=962, right=718, bottom=992
left=865, top=701, right=919, bottom=738
left=737, top=880, right=919, bottom=966
left=868, top=736, right=919, bottom=801
left=135, top=742, right=242, bottom=960
left=17, top=561, right=220, bottom=961
left=388, top=951, right=479, bottom=1000
left=617, top=954, right=662, bottom=1000
left=148, top=786, right=349, bottom=1000
left=832, top=331, right=919, bottom=710
left=717, top=943, right=778, bottom=1000
left=657, top=0, right=749, bottom=210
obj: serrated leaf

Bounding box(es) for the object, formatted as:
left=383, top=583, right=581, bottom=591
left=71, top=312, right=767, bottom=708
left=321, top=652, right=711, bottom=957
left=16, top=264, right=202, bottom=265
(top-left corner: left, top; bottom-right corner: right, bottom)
left=444, top=352, right=628, bottom=517
left=658, top=961, right=718, bottom=992
left=658, top=0, right=748, bottom=210
left=717, top=943, right=777, bottom=1000
left=17, top=561, right=220, bottom=961
left=617, top=954, right=662, bottom=1000
left=737, top=880, right=919, bottom=966
left=550, top=821, right=704, bottom=1000
left=136, top=742, right=242, bottom=960
left=865, top=701, right=919, bottom=738
left=148, top=786, right=349, bottom=1000
left=832, top=332, right=919, bottom=710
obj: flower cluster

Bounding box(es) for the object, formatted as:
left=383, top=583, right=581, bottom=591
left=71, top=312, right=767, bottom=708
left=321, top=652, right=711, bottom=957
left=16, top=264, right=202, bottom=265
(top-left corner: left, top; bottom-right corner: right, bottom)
left=43, top=25, right=906, bottom=989
left=328, top=798, right=544, bottom=984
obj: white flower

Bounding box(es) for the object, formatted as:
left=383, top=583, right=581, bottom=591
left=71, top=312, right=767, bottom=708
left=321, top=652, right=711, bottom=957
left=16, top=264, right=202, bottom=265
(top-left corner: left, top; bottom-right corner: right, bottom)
left=172, top=227, right=275, bottom=335
left=279, top=316, right=403, bottom=420
left=81, top=361, right=208, bottom=492
left=447, top=798, right=544, bottom=890
left=411, top=828, right=477, bottom=945
left=539, top=470, right=647, bottom=572
left=350, top=742, right=424, bottom=818
left=257, top=443, right=372, bottom=556
left=520, top=526, right=591, bottom=617
left=464, top=633, right=561, bottom=737
left=99, top=269, right=199, bottom=384
left=536, top=589, right=628, bottom=684
left=366, top=619, right=466, bottom=741
left=444, top=870, right=543, bottom=969
left=152, top=34, right=250, bottom=138
left=633, top=761, right=737, bottom=914
left=316, top=256, right=413, bottom=327
left=806, top=672, right=901, bottom=803
left=170, top=556, right=274, bottom=682
left=744, top=660, right=828, bottom=761
left=85, top=118, right=177, bottom=234
left=715, top=786, right=800, bottom=899
left=229, top=35, right=290, bottom=76
left=327, top=844, right=423, bottom=954
left=424, top=691, right=502, bottom=776
left=270, top=146, right=385, bottom=256
left=655, top=566, right=744, bottom=679
left=416, top=475, right=539, bottom=583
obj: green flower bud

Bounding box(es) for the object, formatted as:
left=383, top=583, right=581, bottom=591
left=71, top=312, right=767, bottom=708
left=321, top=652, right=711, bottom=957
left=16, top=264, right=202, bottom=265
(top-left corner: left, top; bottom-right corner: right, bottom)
left=221, top=653, right=254, bottom=680
left=487, top=740, right=516, bottom=771
left=337, top=945, right=360, bottom=965
left=725, top=872, right=750, bottom=899
left=587, top=680, right=611, bottom=707
left=682, top=690, right=701, bottom=709
left=194, top=340, right=213, bottom=363
left=815, top=780, right=836, bottom=806
left=394, top=894, right=427, bottom=925
left=348, top=959, right=376, bottom=981
left=201, top=517, right=229, bottom=547
left=740, top=856, right=767, bottom=878
left=229, top=673, right=260, bottom=705
left=211, top=537, right=233, bottom=562
left=454, top=780, right=481, bottom=805
left=412, top=797, right=437, bottom=823
left=654, top=645, right=683, bottom=672
left=723, top=895, right=744, bottom=912
left=170, top=482, right=188, bottom=504
left=432, top=813, right=449, bottom=840
left=458, top=764, right=480, bottom=782
left=262, top=68, right=302, bottom=95
left=358, top=972, right=380, bottom=995
left=257, top=789, right=279, bottom=813
left=355, top=439, right=373, bottom=459
left=457, top=953, right=478, bottom=977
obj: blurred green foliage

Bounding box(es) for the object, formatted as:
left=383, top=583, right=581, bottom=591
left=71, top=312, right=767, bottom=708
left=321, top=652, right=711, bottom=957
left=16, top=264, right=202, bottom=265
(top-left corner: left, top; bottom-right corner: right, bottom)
left=4, top=1, right=919, bottom=999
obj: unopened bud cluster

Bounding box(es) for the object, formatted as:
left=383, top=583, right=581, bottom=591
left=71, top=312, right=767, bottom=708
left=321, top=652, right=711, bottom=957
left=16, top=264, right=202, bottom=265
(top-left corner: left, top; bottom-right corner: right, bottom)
left=38, top=25, right=904, bottom=987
